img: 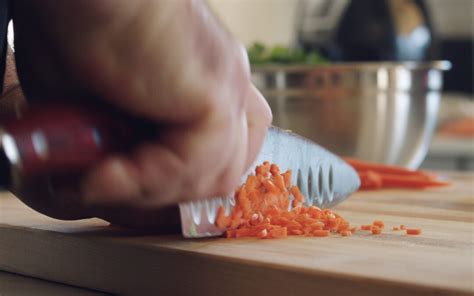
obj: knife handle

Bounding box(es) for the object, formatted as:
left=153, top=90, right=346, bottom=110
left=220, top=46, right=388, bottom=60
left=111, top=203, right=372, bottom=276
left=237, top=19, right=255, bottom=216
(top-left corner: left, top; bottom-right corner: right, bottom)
left=0, top=103, right=154, bottom=185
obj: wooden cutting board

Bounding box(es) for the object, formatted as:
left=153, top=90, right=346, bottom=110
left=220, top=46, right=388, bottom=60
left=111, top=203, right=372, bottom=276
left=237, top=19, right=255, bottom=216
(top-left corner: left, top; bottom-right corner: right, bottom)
left=0, top=172, right=472, bottom=295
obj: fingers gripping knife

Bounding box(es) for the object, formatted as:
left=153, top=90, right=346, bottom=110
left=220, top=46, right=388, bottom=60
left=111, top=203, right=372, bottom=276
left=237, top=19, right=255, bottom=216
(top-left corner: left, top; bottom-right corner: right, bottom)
left=0, top=104, right=360, bottom=238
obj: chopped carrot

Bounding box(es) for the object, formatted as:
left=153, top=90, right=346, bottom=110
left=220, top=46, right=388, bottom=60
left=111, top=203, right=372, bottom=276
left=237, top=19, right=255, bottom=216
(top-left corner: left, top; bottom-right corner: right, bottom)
left=269, top=227, right=287, bottom=239
left=215, top=206, right=230, bottom=229
left=313, top=230, right=330, bottom=237
left=257, top=229, right=268, bottom=238
left=216, top=161, right=423, bottom=240
left=400, top=225, right=406, bottom=230
left=262, top=179, right=280, bottom=194
left=406, top=228, right=422, bottom=235
left=270, top=163, right=280, bottom=176
left=226, top=230, right=236, bottom=238
left=340, top=230, right=352, bottom=237
left=290, top=186, right=304, bottom=208
left=282, top=170, right=292, bottom=189
left=371, top=226, right=382, bottom=235
left=289, top=229, right=303, bottom=235
left=373, top=220, right=385, bottom=229
left=256, top=161, right=270, bottom=176
left=273, top=173, right=287, bottom=193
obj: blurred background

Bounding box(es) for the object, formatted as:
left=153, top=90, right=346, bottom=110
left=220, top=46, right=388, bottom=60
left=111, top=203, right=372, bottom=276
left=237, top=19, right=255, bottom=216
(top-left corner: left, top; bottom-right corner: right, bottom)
left=3, top=0, right=473, bottom=172
left=209, top=0, right=474, bottom=171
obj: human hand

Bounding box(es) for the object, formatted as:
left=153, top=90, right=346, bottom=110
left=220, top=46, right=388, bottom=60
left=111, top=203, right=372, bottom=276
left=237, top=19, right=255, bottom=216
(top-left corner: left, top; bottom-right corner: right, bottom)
left=10, top=0, right=272, bottom=227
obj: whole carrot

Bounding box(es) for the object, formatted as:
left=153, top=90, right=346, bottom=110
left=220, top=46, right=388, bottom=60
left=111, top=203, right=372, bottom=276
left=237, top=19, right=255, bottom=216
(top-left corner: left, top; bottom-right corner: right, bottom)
left=380, top=174, right=450, bottom=188
left=344, top=157, right=429, bottom=177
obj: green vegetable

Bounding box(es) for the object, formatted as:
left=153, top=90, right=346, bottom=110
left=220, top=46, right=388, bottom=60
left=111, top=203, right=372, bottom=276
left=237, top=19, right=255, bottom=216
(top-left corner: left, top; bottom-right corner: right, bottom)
left=247, top=42, right=269, bottom=64
left=247, top=42, right=328, bottom=65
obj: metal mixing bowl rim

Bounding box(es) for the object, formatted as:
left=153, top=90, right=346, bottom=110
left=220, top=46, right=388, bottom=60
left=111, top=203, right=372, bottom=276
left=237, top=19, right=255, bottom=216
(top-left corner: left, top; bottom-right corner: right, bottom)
left=251, top=60, right=452, bottom=73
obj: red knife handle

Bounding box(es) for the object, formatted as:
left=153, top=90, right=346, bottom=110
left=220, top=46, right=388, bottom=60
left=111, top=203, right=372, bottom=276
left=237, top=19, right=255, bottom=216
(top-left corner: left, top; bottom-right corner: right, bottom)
left=0, top=103, right=154, bottom=183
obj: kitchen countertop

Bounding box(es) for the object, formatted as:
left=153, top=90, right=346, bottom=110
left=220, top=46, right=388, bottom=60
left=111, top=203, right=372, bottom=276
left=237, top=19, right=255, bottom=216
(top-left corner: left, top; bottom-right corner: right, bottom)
left=0, top=171, right=472, bottom=295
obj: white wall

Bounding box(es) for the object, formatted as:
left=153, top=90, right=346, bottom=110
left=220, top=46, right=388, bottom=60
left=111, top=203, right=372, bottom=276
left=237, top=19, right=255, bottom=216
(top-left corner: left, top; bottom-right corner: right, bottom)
left=207, top=0, right=299, bottom=46
left=208, top=0, right=474, bottom=46
left=426, top=0, right=474, bottom=38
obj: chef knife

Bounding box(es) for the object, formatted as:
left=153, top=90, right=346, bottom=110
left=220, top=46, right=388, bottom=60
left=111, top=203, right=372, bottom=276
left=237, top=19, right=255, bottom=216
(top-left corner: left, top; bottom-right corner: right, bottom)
left=0, top=103, right=360, bottom=237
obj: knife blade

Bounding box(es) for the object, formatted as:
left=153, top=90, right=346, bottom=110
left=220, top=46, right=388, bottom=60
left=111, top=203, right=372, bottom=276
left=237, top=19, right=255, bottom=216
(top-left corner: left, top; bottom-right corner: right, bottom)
left=179, top=126, right=360, bottom=238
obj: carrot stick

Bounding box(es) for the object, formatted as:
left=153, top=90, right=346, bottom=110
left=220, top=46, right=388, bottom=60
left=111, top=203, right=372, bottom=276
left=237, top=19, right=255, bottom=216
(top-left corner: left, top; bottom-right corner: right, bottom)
left=406, top=228, right=422, bottom=235
left=380, top=174, right=450, bottom=188
left=343, top=157, right=427, bottom=177
left=358, top=171, right=383, bottom=190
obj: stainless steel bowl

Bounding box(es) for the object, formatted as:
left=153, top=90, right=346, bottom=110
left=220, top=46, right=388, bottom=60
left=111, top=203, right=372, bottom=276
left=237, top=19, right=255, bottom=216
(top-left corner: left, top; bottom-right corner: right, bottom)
left=252, top=61, right=451, bottom=169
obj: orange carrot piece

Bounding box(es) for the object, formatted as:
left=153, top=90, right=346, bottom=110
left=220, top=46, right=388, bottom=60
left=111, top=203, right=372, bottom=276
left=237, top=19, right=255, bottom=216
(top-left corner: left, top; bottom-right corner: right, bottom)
left=226, top=230, right=236, bottom=238
left=340, top=230, right=352, bottom=237
left=235, top=228, right=252, bottom=238
left=244, top=175, right=258, bottom=192
left=236, top=187, right=252, bottom=219
left=263, top=179, right=280, bottom=194
left=371, top=226, right=382, bottom=235
left=229, top=209, right=243, bottom=229
left=349, top=227, right=357, bottom=234
left=215, top=206, right=230, bottom=229
left=361, top=225, right=372, bottom=231
left=269, top=227, right=288, bottom=238
left=256, top=161, right=270, bottom=176
left=272, top=216, right=290, bottom=226
left=344, top=157, right=451, bottom=190
left=309, top=222, right=324, bottom=230
left=406, top=228, right=422, bottom=235
left=400, top=224, right=406, bottom=230
left=282, top=170, right=292, bottom=189
left=290, top=186, right=304, bottom=208
left=273, top=173, right=287, bottom=193
left=289, top=229, right=303, bottom=235
left=373, top=220, right=385, bottom=229
left=257, top=229, right=268, bottom=238
left=270, top=163, right=280, bottom=176
left=313, top=230, right=330, bottom=237
left=358, top=171, right=383, bottom=190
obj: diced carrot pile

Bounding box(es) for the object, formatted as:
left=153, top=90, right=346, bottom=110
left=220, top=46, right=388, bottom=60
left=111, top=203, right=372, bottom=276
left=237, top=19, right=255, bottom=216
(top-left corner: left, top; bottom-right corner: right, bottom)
left=215, top=162, right=353, bottom=239
left=343, top=157, right=450, bottom=190
left=215, top=161, right=423, bottom=239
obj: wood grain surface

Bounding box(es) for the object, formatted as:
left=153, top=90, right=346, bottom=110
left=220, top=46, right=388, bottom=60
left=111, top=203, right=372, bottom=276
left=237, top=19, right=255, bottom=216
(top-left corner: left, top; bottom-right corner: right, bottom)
left=0, top=271, right=108, bottom=296
left=0, top=172, right=472, bottom=295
